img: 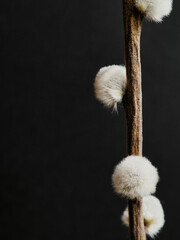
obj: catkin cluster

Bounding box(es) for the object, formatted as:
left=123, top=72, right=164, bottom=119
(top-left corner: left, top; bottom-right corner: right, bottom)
left=93, top=1, right=173, bottom=238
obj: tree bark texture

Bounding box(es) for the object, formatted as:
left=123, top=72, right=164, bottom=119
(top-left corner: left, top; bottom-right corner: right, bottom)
left=122, top=1, right=146, bottom=240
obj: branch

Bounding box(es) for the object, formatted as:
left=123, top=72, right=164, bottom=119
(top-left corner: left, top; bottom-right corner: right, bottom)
left=122, top=1, right=146, bottom=240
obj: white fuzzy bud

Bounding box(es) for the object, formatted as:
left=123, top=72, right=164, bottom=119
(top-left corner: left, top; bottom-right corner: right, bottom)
left=112, top=156, right=159, bottom=199
left=135, top=0, right=173, bottom=22
left=122, top=195, right=165, bottom=238
left=94, top=65, right=127, bottom=111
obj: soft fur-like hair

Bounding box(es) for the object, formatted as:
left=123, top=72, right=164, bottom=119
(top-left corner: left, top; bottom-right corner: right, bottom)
left=112, top=156, right=159, bottom=199
left=122, top=195, right=165, bottom=238
left=135, top=0, right=173, bottom=22
left=94, top=65, right=126, bottom=110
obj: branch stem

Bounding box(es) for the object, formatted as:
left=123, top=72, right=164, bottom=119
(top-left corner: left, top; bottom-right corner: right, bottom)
left=122, top=1, right=146, bottom=240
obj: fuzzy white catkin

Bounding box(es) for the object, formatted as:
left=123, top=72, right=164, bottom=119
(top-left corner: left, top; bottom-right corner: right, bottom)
left=135, top=0, right=173, bottom=22
left=94, top=65, right=127, bottom=110
left=122, top=195, right=165, bottom=238
left=112, top=156, right=159, bottom=199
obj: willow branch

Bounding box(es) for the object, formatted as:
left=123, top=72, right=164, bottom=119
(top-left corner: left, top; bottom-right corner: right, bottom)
left=122, top=1, right=146, bottom=240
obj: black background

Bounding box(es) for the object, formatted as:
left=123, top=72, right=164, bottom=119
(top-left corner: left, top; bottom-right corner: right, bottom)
left=1, top=1, right=180, bottom=240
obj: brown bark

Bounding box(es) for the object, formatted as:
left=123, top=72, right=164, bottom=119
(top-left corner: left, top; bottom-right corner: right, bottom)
left=122, top=1, right=146, bottom=240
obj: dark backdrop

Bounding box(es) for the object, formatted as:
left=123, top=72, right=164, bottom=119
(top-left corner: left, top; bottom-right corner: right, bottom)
left=1, top=1, right=180, bottom=240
